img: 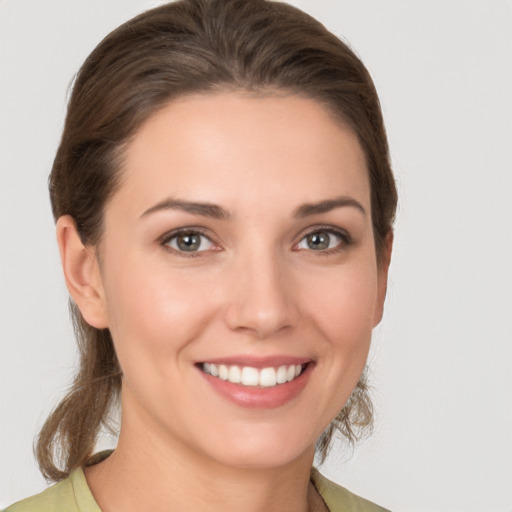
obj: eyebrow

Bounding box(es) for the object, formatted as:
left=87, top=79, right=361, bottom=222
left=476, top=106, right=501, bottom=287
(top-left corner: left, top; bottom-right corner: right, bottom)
left=141, top=198, right=231, bottom=220
left=293, top=196, right=367, bottom=218
left=140, top=195, right=366, bottom=220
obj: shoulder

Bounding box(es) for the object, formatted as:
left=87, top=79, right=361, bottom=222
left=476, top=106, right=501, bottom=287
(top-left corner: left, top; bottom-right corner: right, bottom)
left=311, top=468, right=391, bottom=512
left=3, top=468, right=100, bottom=512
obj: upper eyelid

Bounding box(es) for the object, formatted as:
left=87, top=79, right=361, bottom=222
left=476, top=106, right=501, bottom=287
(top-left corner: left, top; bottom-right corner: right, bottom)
left=158, top=226, right=215, bottom=244
left=293, top=226, right=353, bottom=253
left=297, top=224, right=351, bottom=240
left=157, top=224, right=352, bottom=249
left=159, top=228, right=219, bottom=257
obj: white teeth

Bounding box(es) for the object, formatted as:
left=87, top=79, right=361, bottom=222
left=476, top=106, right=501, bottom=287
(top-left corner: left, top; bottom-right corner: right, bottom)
left=202, top=363, right=304, bottom=388
left=276, top=365, right=288, bottom=384
left=259, top=367, right=277, bottom=387
left=241, top=367, right=259, bottom=386
left=218, top=364, right=229, bottom=380
left=228, top=365, right=241, bottom=383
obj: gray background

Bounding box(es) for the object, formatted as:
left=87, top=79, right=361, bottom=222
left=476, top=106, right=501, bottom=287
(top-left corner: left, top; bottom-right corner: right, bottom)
left=1, top=1, right=511, bottom=510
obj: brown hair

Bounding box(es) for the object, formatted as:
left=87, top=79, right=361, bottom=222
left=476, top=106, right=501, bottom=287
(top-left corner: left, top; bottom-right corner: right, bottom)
left=38, top=0, right=397, bottom=481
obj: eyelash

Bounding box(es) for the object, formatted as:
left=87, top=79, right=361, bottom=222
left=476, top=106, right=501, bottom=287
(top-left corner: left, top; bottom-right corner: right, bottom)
left=294, top=226, right=353, bottom=255
left=159, top=227, right=219, bottom=257
left=158, top=225, right=352, bottom=256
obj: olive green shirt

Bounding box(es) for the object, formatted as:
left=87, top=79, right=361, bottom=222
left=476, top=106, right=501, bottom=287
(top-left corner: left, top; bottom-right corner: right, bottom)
left=5, top=466, right=389, bottom=512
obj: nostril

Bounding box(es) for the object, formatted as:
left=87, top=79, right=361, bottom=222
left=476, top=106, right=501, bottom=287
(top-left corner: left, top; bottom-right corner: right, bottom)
left=222, top=258, right=300, bottom=337
left=224, top=295, right=299, bottom=338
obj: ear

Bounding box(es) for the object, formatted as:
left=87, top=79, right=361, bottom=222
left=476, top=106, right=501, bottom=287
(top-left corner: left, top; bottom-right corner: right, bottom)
left=373, top=230, right=393, bottom=327
left=56, top=215, right=109, bottom=329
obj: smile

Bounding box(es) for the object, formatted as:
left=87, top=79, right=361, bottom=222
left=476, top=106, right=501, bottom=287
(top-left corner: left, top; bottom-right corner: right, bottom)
left=201, top=363, right=305, bottom=388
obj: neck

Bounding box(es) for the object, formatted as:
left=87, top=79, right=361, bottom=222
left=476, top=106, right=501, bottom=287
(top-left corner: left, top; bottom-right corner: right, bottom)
left=85, top=403, right=323, bottom=512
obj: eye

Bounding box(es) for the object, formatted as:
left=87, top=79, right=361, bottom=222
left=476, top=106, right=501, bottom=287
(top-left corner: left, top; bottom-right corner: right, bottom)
left=296, top=229, right=348, bottom=252
left=163, top=230, right=215, bottom=253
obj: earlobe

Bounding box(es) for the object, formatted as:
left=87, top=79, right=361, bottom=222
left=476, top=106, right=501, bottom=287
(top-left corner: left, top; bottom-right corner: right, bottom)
left=56, top=215, right=109, bottom=329
left=373, top=230, right=393, bottom=327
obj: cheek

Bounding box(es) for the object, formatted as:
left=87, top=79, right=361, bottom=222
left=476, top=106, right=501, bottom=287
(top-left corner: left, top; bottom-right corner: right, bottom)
left=300, top=257, right=378, bottom=408
left=303, top=260, right=379, bottom=348
left=101, top=259, right=218, bottom=366
left=289, top=259, right=378, bottom=433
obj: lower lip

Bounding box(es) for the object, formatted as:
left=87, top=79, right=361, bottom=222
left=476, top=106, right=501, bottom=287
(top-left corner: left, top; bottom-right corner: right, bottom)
left=198, top=363, right=313, bottom=409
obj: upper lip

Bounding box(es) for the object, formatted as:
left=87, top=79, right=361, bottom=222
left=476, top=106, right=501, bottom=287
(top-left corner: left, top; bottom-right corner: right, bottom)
left=197, top=355, right=313, bottom=368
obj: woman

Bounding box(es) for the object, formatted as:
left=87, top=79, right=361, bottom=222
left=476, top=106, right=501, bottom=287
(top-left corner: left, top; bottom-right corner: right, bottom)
left=5, top=0, right=396, bottom=510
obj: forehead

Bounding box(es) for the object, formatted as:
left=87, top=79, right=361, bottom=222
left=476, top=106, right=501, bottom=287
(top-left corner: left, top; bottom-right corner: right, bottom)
left=116, top=92, right=370, bottom=215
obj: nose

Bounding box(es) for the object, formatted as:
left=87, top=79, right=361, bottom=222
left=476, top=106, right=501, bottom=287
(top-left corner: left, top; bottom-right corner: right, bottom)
left=224, top=251, right=300, bottom=339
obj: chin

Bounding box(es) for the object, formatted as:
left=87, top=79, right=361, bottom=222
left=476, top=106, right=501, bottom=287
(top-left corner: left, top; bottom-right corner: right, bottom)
left=197, top=426, right=317, bottom=471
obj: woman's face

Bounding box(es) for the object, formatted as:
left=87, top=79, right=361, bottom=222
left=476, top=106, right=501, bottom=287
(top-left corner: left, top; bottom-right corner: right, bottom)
left=89, top=93, right=389, bottom=469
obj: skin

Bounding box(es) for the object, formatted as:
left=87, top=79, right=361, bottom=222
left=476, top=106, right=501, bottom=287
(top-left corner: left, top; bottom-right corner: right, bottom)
left=57, top=93, right=391, bottom=512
